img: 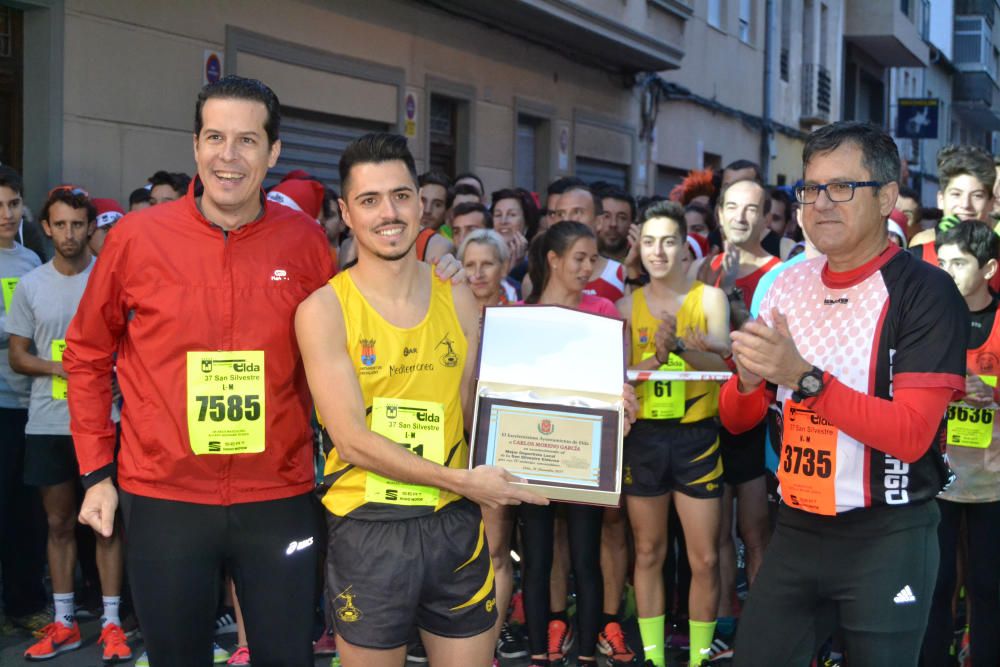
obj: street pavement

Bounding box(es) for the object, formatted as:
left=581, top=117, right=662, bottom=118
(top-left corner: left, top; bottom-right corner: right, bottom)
left=1, top=614, right=713, bottom=666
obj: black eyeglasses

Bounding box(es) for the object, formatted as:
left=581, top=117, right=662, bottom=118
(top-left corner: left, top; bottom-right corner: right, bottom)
left=795, top=181, right=881, bottom=204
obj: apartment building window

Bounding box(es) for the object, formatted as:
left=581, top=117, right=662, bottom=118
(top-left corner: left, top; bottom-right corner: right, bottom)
left=819, top=3, right=829, bottom=67
left=780, top=0, right=790, bottom=81
left=739, top=0, right=752, bottom=43
left=900, top=0, right=910, bottom=18
left=955, top=16, right=997, bottom=80
left=708, top=0, right=723, bottom=29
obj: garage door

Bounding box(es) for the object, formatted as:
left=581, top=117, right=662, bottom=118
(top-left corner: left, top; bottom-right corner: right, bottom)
left=574, top=156, right=629, bottom=190
left=267, top=107, right=390, bottom=192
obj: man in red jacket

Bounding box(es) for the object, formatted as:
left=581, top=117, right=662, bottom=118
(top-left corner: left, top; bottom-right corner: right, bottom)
left=64, top=76, right=334, bottom=667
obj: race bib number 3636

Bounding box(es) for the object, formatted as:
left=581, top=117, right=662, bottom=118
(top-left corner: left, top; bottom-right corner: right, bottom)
left=186, top=351, right=265, bottom=455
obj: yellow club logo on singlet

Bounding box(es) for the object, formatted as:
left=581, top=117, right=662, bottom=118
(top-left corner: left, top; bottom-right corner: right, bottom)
left=437, top=334, right=459, bottom=368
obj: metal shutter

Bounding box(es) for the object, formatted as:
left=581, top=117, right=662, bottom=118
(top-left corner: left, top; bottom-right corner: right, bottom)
left=574, top=156, right=629, bottom=190
left=266, top=107, right=390, bottom=192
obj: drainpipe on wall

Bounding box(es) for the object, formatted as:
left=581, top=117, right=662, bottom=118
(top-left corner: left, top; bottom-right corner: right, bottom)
left=761, top=0, right=775, bottom=183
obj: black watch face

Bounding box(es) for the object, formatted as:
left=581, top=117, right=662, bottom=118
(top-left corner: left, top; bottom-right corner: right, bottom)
left=801, top=374, right=822, bottom=395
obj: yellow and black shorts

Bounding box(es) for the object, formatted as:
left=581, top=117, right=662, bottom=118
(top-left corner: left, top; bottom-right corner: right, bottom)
left=325, top=499, right=497, bottom=649
left=623, top=419, right=723, bottom=499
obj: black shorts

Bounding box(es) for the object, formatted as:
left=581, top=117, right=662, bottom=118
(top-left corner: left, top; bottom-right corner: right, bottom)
left=23, top=434, right=78, bottom=487
left=734, top=501, right=940, bottom=666
left=325, top=499, right=497, bottom=649
left=719, top=421, right=766, bottom=485
left=623, top=419, right=723, bottom=499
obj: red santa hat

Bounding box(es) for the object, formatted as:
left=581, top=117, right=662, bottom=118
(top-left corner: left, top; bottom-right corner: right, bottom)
left=267, top=179, right=325, bottom=221
left=92, top=198, right=124, bottom=228
left=686, top=232, right=709, bottom=259
left=887, top=208, right=907, bottom=242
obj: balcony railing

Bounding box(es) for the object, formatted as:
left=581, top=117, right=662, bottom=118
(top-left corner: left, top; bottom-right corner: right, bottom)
left=802, top=63, right=832, bottom=124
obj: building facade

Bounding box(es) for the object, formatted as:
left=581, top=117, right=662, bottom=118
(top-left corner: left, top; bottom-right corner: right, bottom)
left=5, top=0, right=694, bottom=206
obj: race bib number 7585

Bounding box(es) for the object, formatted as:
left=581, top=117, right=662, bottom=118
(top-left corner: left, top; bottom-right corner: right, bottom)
left=186, top=351, right=266, bottom=455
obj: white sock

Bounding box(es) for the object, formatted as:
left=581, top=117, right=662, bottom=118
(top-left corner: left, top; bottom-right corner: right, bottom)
left=53, top=593, right=75, bottom=628
left=102, top=596, right=122, bottom=628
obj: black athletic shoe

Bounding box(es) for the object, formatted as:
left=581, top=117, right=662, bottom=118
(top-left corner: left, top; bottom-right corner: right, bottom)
left=497, top=622, right=529, bottom=658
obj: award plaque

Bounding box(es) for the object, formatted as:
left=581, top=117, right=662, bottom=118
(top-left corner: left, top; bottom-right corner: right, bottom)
left=469, top=305, right=625, bottom=506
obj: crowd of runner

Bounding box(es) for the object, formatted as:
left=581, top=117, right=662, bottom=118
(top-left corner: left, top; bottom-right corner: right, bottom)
left=0, top=75, right=997, bottom=667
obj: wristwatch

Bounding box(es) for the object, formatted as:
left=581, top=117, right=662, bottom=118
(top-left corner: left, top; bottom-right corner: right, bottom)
left=794, top=366, right=826, bottom=400
left=673, top=339, right=686, bottom=356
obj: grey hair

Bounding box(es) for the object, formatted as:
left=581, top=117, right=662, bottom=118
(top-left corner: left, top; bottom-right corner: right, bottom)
left=457, top=228, right=510, bottom=265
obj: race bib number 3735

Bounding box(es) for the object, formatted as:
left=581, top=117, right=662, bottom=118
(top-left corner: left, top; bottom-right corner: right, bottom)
left=186, top=351, right=266, bottom=455
left=779, top=401, right=838, bottom=516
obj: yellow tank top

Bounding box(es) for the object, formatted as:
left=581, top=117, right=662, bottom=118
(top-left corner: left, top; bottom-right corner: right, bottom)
left=321, top=270, right=468, bottom=520
left=630, top=282, right=719, bottom=423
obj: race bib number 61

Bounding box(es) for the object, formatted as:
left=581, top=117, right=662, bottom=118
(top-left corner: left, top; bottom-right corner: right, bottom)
left=186, top=351, right=266, bottom=455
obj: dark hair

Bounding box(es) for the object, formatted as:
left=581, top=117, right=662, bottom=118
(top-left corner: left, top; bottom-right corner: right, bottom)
left=451, top=201, right=491, bottom=228
left=491, top=188, right=541, bottom=239
left=723, top=159, right=762, bottom=182
left=640, top=200, right=687, bottom=238
left=40, top=188, right=97, bottom=225
left=128, top=187, right=151, bottom=207
left=937, top=145, right=996, bottom=192
left=339, top=133, right=418, bottom=195
left=935, top=219, right=1000, bottom=268
left=898, top=186, right=920, bottom=202
left=447, top=182, right=482, bottom=208
left=525, top=220, right=595, bottom=304
left=803, top=121, right=900, bottom=185
left=546, top=176, right=586, bottom=198
left=148, top=170, right=191, bottom=195
left=195, top=75, right=281, bottom=146
left=768, top=187, right=794, bottom=224
left=322, top=186, right=340, bottom=220
left=718, top=179, right=772, bottom=216
left=638, top=195, right=668, bottom=219
left=683, top=202, right=714, bottom=231
left=0, top=166, right=23, bottom=196
left=418, top=170, right=451, bottom=190
left=597, top=186, right=636, bottom=221
left=454, top=171, right=484, bottom=195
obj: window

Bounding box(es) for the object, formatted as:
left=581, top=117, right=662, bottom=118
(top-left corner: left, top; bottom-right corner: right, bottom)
left=708, top=0, right=723, bottom=29
left=430, top=95, right=458, bottom=177
left=780, top=0, right=790, bottom=81
left=819, top=3, right=829, bottom=67
left=955, top=16, right=997, bottom=80
left=516, top=114, right=551, bottom=193
left=739, top=0, right=752, bottom=43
